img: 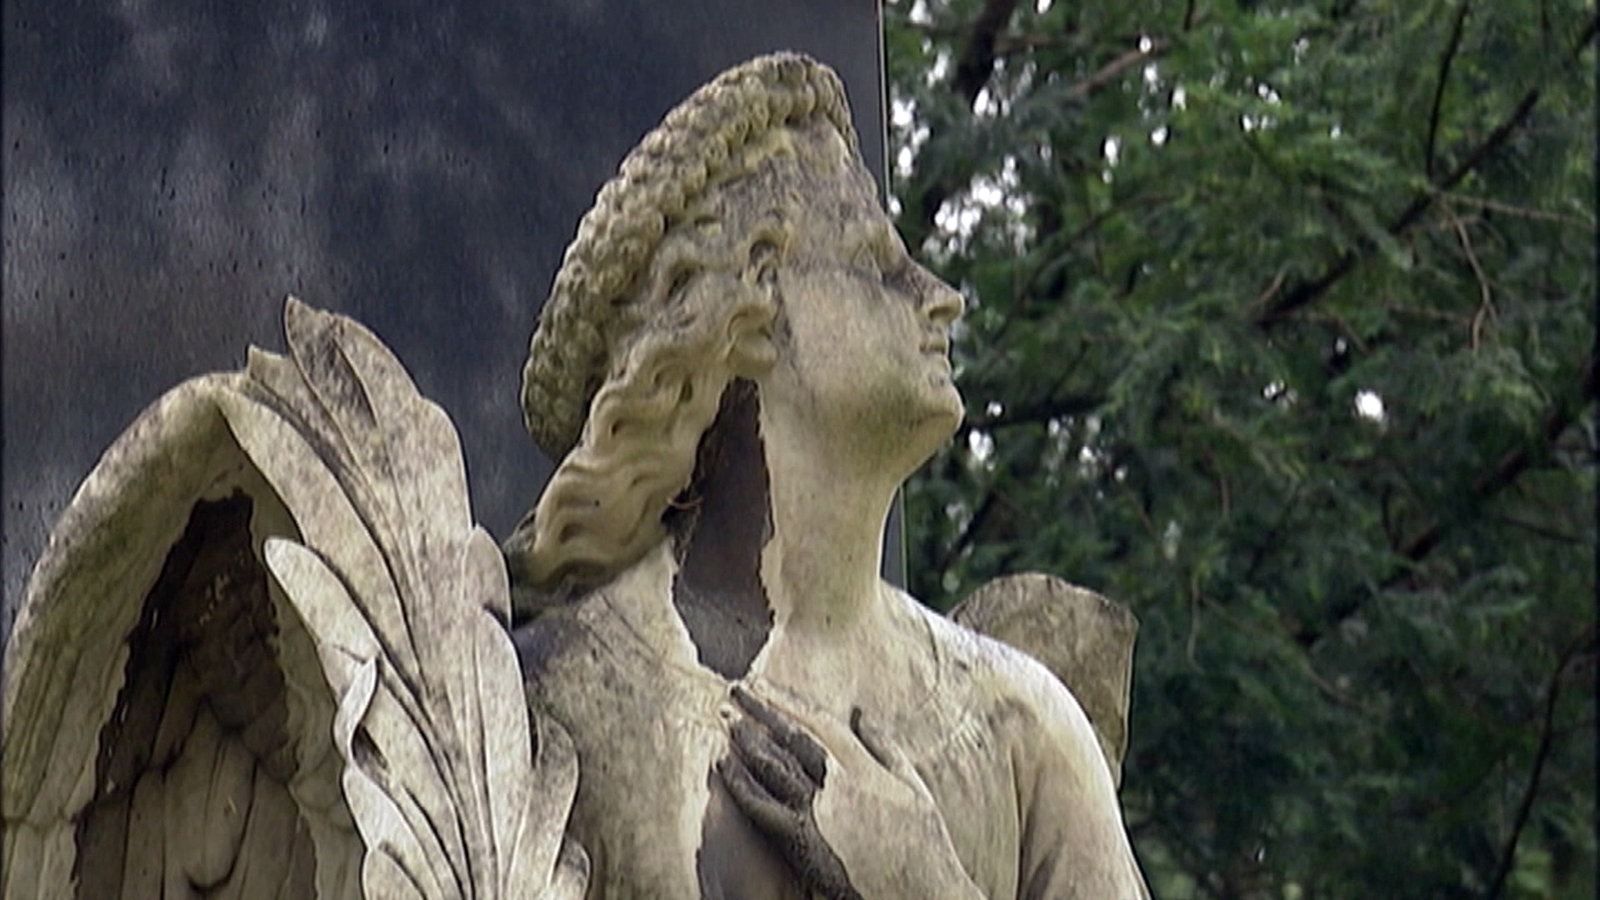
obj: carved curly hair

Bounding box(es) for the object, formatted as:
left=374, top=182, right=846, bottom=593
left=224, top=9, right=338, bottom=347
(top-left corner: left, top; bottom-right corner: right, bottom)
left=522, top=52, right=855, bottom=458
left=508, top=53, right=863, bottom=604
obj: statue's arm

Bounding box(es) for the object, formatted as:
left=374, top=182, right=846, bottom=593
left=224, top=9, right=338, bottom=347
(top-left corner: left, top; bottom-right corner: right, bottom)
left=1010, top=659, right=1151, bottom=900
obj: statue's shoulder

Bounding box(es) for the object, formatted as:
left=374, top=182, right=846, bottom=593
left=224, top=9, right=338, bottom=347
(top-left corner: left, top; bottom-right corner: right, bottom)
left=511, top=592, right=641, bottom=703
left=891, top=575, right=1136, bottom=784
left=513, top=605, right=592, bottom=685
left=889, top=584, right=1068, bottom=712
left=514, top=543, right=691, bottom=685
left=952, top=574, right=1137, bottom=782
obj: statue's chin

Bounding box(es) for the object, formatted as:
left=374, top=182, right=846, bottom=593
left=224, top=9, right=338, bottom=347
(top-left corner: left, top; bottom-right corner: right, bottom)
left=930, top=377, right=965, bottom=433
left=900, top=383, right=964, bottom=471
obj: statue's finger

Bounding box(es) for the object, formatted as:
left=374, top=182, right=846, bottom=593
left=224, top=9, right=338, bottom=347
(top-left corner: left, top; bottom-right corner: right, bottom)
left=716, top=755, right=803, bottom=840
left=731, top=686, right=829, bottom=783
left=731, top=717, right=816, bottom=806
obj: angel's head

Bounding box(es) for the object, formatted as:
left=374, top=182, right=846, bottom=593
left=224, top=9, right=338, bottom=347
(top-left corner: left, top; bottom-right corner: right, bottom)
left=507, top=53, right=962, bottom=607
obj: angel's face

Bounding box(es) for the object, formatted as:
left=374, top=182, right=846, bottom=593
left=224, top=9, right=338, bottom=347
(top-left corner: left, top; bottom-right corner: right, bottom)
left=764, top=141, right=964, bottom=472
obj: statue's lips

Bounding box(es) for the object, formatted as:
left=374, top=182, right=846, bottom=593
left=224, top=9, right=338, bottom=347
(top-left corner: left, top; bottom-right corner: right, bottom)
left=921, top=336, right=949, bottom=356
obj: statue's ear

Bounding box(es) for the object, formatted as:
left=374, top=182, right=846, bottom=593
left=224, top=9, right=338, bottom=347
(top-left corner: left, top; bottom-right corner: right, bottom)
left=726, top=238, right=782, bottom=377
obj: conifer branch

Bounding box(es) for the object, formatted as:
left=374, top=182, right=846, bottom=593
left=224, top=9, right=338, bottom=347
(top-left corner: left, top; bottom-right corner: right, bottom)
left=1424, top=1, right=1472, bottom=179
left=1483, top=628, right=1596, bottom=898
left=1256, top=11, right=1598, bottom=328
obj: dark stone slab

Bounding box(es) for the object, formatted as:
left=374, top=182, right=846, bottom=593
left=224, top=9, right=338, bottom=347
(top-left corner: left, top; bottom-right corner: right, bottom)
left=3, top=1, right=898, bottom=637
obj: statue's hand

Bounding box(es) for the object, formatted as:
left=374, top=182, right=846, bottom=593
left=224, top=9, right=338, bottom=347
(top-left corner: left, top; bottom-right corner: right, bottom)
left=719, top=686, right=983, bottom=900
left=717, top=686, right=861, bottom=899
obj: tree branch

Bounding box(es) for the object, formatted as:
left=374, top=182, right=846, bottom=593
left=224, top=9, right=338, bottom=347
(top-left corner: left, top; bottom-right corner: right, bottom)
left=968, top=393, right=1105, bottom=432
left=1483, top=628, right=1596, bottom=898
left=1441, top=201, right=1497, bottom=348
left=902, top=14, right=1173, bottom=251
left=952, top=0, right=1020, bottom=106
left=935, top=491, right=998, bottom=575
left=1438, top=191, right=1597, bottom=229
left=901, top=0, right=1018, bottom=249
left=1424, top=1, right=1472, bottom=179
left=1294, top=352, right=1596, bottom=648
left=1067, top=38, right=1172, bottom=102
left=1255, top=11, right=1599, bottom=328
left=1490, top=512, right=1587, bottom=545
left=1395, top=353, right=1595, bottom=562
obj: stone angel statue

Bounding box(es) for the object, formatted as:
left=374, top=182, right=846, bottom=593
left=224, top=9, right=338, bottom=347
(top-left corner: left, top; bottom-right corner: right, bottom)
left=3, top=54, right=1147, bottom=898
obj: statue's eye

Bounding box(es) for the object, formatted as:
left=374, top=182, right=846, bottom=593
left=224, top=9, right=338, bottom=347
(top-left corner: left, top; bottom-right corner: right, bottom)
left=877, top=245, right=912, bottom=289
left=850, top=243, right=881, bottom=277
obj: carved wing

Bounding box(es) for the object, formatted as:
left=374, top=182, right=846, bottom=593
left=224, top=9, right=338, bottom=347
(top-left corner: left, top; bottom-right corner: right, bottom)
left=2, top=298, right=587, bottom=899
left=949, top=573, right=1138, bottom=786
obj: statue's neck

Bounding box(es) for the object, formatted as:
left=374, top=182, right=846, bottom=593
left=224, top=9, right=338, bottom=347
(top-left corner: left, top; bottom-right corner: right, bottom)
left=756, top=407, right=897, bottom=637
left=666, top=380, right=898, bottom=682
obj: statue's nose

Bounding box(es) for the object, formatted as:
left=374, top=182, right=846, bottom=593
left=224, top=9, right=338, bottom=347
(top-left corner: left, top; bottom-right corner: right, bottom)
left=918, top=268, right=964, bottom=328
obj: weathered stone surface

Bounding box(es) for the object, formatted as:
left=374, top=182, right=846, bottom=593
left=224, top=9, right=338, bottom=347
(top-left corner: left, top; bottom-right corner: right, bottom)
left=951, top=573, right=1140, bottom=785
left=5, top=52, right=1150, bottom=900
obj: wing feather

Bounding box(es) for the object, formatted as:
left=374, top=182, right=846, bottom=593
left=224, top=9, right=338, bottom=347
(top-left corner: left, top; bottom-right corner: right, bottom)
left=4, top=297, right=584, bottom=899
left=246, top=298, right=587, bottom=899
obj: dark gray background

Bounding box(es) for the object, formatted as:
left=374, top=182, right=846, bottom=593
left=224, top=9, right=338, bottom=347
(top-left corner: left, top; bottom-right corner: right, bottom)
left=3, top=0, right=892, bottom=639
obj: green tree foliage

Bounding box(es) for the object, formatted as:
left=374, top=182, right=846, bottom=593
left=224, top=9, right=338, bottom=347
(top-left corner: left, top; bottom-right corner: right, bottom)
left=887, top=1, right=1596, bottom=895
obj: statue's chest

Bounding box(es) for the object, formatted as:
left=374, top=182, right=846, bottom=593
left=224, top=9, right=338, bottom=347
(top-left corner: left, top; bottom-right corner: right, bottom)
left=518, top=606, right=1028, bottom=899
left=526, top=622, right=803, bottom=898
